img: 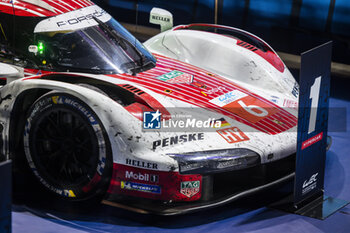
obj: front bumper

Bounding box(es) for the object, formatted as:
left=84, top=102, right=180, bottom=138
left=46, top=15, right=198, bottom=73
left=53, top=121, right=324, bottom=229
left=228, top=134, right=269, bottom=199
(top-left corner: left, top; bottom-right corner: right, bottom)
left=103, top=154, right=295, bottom=215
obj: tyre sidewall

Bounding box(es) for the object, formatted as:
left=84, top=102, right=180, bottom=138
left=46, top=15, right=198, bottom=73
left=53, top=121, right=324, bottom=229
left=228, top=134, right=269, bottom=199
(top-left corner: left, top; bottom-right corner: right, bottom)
left=23, top=92, right=111, bottom=200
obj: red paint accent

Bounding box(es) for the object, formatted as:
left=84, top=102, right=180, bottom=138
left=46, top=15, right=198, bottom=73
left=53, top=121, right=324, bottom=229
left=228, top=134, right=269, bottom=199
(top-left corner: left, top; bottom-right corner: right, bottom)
left=217, top=127, right=249, bottom=144
left=107, top=163, right=202, bottom=202
left=222, top=95, right=280, bottom=124
left=302, top=132, right=323, bottom=150
left=2, top=0, right=94, bottom=17
left=124, top=103, right=153, bottom=121
left=22, top=58, right=296, bottom=135
left=108, top=54, right=297, bottom=135
left=237, top=40, right=285, bottom=73
left=173, top=23, right=285, bottom=73
left=118, top=84, right=171, bottom=121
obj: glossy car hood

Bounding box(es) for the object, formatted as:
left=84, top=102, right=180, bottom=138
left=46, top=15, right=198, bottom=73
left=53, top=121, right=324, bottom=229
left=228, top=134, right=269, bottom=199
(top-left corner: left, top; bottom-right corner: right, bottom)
left=110, top=54, right=297, bottom=135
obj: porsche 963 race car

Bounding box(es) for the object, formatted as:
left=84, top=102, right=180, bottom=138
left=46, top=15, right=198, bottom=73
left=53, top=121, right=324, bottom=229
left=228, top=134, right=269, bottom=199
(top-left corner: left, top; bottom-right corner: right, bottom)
left=0, top=0, right=299, bottom=214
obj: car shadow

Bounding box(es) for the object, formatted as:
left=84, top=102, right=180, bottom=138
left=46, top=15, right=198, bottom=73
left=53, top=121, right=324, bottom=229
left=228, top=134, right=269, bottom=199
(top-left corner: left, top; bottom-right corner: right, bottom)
left=13, top=181, right=293, bottom=231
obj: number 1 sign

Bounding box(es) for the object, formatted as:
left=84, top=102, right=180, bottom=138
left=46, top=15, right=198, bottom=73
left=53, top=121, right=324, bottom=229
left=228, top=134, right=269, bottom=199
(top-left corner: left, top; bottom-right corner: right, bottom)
left=294, top=42, right=332, bottom=206
left=272, top=42, right=348, bottom=219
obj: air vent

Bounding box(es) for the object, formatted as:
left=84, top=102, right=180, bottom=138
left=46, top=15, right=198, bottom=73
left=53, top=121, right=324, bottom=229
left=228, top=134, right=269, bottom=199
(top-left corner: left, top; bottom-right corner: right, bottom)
left=237, top=41, right=258, bottom=52
left=122, top=84, right=145, bottom=95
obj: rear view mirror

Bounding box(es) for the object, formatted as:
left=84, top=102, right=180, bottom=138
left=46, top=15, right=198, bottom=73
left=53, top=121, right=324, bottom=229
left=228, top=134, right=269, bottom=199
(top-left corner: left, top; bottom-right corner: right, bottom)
left=149, top=8, right=173, bottom=32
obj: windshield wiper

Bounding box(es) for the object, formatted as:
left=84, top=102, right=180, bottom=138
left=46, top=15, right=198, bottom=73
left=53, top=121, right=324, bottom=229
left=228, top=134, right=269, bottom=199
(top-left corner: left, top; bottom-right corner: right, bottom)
left=92, top=16, right=144, bottom=74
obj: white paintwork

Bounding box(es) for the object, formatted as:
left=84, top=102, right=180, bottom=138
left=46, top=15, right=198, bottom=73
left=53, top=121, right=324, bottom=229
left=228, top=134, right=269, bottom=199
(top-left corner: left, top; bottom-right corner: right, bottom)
left=34, top=5, right=111, bottom=33
left=144, top=29, right=299, bottom=111
left=0, top=71, right=297, bottom=172
left=0, top=25, right=298, bottom=173
left=0, top=63, right=23, bottom=83
left=0, top=63, right=18, bottom=76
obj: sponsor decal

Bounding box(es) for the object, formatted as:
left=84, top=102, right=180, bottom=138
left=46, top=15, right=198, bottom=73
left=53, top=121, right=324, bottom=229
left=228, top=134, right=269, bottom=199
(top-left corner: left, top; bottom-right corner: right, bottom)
left=216, top=160, right=238, bottom=169
left=28, top=45, right=38, bottom=54
left=56, top=8, right=107, bottom=27
left=143, top=110, right=161, bottom=129
left=206, top=72, right=217, bottom=77
left=221, top=95, right=278, bottom=124
left=151, top=15, right=170, bottom=23
left=153, top=133, right=204, bottom=149
left=126, top=159, right=158, bottom=170
left=190, top=81, right=207, bottom=89
left=211, top=118, right=230, bottom=128
left=155, top=70, right=193, bottom=84
left=205, top=86, right=226, bottom=95
left=180, top=181, right=200, bottom=198
left=292, top=82, right=299, bottom=98
left=125, top=171, right=159, bottom=183
left=209, top=90, right=248, bottom=107
left=283, top=99, right=298, bottom=108
left=302, top=173, right=318, bottom=195
left=270, top=95, right=280, bottom=104
left=217, top=127, right=249, bottom=144
left=121, top=181, right=161, bottom=194
left=34, top=5, right=112, bottom=33
left=301, top=132, right=323, bottom=150
left=272, top=119, right=284, bottom=126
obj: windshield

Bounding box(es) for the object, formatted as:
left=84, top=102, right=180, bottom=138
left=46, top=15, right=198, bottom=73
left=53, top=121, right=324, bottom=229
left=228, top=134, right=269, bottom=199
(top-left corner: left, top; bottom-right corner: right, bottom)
left=32, top=18, right=156, bottom=74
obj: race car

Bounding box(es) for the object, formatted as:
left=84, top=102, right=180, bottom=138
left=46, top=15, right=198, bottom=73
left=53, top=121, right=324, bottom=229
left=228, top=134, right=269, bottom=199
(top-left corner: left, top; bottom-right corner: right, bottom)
left=0, top=0, right=299, bottom=215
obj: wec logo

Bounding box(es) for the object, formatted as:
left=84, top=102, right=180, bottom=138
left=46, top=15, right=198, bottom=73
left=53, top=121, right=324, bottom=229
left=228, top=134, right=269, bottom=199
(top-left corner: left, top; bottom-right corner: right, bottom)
left=303, top=173, right=318, bottom=189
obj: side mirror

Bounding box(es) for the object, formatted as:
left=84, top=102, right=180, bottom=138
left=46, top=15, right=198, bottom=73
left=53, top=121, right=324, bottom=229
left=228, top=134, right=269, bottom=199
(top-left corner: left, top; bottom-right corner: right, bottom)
left=0, top=63, right=23, bottom=85
left=149, top=8, right=173, bottom=32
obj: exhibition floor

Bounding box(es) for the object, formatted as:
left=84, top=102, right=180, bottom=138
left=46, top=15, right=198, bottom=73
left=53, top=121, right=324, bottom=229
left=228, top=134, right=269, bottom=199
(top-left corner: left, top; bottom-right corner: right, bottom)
left=12, top=78, right=350, bottom=233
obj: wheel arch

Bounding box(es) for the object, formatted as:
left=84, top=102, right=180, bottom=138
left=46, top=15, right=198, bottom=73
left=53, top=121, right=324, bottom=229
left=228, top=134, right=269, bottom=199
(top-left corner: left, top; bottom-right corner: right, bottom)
left=8, top=77, right=133, bottom=166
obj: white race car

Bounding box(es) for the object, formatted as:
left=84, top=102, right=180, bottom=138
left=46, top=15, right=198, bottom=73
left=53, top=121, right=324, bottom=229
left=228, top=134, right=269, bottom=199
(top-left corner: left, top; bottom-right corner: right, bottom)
left=0, top=0, right=298, bottom=214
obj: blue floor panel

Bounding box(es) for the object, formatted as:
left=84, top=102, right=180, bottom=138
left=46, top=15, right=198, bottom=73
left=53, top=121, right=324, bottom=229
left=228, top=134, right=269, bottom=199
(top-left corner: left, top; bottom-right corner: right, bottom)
left=12, top=96, right=350, bottom=233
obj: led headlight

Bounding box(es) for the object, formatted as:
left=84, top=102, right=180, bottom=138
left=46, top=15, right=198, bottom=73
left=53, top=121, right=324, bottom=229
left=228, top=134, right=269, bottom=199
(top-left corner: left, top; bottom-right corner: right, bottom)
left=168, top=148, right=260, bottom=174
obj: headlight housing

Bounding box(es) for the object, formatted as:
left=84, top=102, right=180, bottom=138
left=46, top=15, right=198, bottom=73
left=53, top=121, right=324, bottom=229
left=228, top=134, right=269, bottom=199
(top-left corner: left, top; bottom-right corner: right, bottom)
left=168, top=148, right=260, bottom=174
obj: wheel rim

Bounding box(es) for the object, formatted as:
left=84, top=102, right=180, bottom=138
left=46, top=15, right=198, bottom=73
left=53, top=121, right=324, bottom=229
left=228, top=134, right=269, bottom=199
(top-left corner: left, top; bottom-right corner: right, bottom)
left=29, top=107, right=99, bottom=187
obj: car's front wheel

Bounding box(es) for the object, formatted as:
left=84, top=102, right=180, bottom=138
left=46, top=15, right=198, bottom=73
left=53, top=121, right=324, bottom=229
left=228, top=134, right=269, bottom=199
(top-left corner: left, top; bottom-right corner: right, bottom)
left=23, top=92, right=112, bottom=200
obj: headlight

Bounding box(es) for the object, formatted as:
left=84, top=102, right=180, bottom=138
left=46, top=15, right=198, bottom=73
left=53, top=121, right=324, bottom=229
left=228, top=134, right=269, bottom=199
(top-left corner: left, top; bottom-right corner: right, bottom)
left=168, top=149, right=260, bottom=174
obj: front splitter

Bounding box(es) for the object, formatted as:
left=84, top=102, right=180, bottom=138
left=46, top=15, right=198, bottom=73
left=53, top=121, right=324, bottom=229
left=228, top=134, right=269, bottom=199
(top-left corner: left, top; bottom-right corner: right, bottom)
left=102, top=172, right=294, bottom=215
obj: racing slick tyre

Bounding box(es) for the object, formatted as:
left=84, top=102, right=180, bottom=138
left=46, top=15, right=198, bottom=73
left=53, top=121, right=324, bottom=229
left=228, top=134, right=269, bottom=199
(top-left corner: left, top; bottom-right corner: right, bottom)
left=23, top=92, right=112, bottom=200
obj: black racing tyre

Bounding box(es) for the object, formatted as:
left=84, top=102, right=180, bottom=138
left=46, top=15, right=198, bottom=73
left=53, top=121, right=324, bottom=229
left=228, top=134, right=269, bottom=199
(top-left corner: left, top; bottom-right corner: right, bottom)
left=23, top=92, right=112, bottom=200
